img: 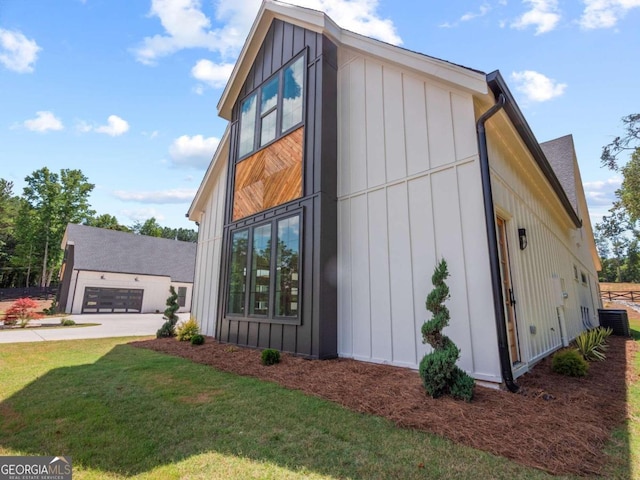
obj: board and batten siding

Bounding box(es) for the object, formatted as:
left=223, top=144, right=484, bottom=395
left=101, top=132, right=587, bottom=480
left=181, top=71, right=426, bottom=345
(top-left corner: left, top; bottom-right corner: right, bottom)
left=336, top=51, right=502, bottom=382
left=486, top=122, right=600, bottom=366
left=192, top=161, right=228, bottom=337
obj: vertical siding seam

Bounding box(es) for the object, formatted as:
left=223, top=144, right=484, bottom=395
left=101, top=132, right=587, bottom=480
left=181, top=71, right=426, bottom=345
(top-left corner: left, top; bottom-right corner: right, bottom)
left=365, top=193, right=374, bottom=359
left=405, top=179, right=419, bottom=365
left=381, top=65, right=389, bottom=184
left=384, top=185, right=394, bottom=362
left=400, top=73, right=410, bottom=180
left=423, top=81, right=432, bottom=171
left=454, top=165, right=476, bottom=373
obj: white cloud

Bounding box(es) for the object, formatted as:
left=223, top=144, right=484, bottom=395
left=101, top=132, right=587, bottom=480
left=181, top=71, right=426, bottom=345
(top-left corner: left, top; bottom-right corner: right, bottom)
left=169, top=134, right=219, bottom=168
left=583, top=176, right=622, bottom=206
left=191, top=59, right=234, bottom=89
left=95, top=115, right=129, bottom=136
left=133, top=0, right=400, bottom=65
left=460, top=3, right=492, bottom=21
left=114, top=188, right=197, bottom=203
left=511, top=0, right=561, bottom=34
left=579, top=0, right=640, bottom=29
left=23, top=111, right=64, bottom=132
left=120, top=208, right=166, bottom=223
left=0, top=28, right=41, bottom=73
left=510, top=70, right=567, bottom=102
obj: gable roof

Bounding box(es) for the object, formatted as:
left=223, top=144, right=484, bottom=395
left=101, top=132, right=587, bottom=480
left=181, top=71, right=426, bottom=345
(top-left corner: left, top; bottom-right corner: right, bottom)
left=62, top=224, right=197, bottom=283
left=217, top=0, right=487, bottom=119
left=540, top=134, right=578, bottom=213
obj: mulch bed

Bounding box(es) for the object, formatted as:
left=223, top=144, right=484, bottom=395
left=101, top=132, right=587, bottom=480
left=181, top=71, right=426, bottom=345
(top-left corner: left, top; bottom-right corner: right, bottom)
left=132, top=331, right=638, bottom=477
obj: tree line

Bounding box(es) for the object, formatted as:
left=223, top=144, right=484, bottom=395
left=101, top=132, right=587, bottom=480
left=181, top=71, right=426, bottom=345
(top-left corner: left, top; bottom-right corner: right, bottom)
left=0, top=167, right=197, bottom=289
left=595, top=114, right=640, bottom=283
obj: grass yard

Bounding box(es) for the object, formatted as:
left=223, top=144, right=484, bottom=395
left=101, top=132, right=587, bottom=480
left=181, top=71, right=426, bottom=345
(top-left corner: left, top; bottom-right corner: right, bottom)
left=0, top=337, right=601, bottom=480
left=3, top=313, right=640, bottom=480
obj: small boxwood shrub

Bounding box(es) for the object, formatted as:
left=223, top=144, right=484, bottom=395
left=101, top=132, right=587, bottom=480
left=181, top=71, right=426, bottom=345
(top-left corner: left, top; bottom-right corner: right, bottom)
left=60, top=318, right=75, bottom=326
left=552, top=349, right=589, bottom=377
left=190, top=334, right=205, bottom=345
left=176, top=317, right=200, bottom=342
left=261, top=348, right=281, bottom=366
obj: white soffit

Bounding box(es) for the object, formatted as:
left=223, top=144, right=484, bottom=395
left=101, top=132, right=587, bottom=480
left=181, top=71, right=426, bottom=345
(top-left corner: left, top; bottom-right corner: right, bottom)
left=217, top=0, right=487, bottom=119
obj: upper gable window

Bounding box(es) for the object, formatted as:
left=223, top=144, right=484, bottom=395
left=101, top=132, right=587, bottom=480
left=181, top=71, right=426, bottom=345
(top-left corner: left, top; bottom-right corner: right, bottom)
left=237, top=54, right=305, bottom=160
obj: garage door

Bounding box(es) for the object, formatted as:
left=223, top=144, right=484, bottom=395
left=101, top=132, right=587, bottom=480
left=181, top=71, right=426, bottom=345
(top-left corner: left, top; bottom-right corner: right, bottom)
left=82, top=287, right=144, bottom=313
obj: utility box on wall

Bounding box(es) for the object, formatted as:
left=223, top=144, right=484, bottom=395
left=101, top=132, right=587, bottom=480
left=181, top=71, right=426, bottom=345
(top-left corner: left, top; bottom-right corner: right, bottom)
left=598, top=309, right=631, bottom=337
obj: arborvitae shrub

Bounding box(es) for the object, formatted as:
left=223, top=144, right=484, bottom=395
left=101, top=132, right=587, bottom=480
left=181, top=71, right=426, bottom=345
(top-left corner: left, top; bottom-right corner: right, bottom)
left=419, top=259, right=475, bottom=401
left=156, top=286, right=180, bottom=338
left=261, top=348, right=281, bottom=366
left=190, top=334, right=205, bottom=345
left=552, top=349, right=589, bottom=377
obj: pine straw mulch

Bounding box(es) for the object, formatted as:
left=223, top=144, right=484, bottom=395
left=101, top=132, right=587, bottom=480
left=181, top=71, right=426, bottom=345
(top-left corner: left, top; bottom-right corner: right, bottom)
left=132, top=332, right=638, bottom=477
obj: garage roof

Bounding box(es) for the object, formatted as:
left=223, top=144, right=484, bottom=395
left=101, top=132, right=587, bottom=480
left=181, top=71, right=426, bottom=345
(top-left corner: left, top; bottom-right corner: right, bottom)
left=62, top=224, right=197, bottom=283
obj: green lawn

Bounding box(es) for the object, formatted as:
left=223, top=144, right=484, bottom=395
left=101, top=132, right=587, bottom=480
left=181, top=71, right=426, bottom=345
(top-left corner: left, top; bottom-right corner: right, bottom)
left=0, top=335, right=635, bottom=479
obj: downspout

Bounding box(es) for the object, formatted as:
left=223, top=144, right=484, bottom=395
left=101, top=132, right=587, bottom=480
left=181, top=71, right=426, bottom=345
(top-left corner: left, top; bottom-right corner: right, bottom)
left=476, top=93, right=519, bottom=393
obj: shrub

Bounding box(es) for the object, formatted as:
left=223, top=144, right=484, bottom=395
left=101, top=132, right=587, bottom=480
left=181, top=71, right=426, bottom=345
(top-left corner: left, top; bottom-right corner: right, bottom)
left=261, top=348, right=281, bottom=366
left=575, top=326, right=613, bottom=361
left=419, top=260, right=474, bottom=401
left=190, top=334, right=205, bottom=345
left=176, top=318, right=200, bottom=342
left=4, top=298, right=43, bottom=328
left=156, top=286, right=180, bottom=338
left=43, top=298, right=58, bottom=315
left=60, top=318, right=76, bottom=326
left=552, top=349, right=589, bottom=377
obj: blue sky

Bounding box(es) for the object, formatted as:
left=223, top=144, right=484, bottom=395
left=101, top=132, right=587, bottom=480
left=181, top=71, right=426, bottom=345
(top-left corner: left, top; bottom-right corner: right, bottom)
left=1, top=0, right=638, bottom=230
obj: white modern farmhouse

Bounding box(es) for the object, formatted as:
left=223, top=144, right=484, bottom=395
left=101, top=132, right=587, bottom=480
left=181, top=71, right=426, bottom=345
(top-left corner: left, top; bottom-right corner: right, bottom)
left=187, top=0, right=601, bottom=389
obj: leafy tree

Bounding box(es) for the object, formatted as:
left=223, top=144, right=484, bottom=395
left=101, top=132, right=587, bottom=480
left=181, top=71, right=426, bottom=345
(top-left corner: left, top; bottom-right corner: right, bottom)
left=13, top=168, right=94, bottom=287
left=594, top=204, right=631, bottom=282
left=132, top=217, right=163, bottom=237
left=601, top=113, right=640, bottom=171
left=0, top=180, right=21, bottom=287
left=619, top=149, right=640, bottom=222
left=85, top=213, right=130, bottom=232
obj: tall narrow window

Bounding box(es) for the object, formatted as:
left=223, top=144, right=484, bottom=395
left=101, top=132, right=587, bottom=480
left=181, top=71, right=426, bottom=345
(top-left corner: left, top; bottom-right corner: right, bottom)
left=250, top=224, right=272, bottom=315
left=276, top=216, right=300, bottom=317
left=282, top=56, right=304, bottom=132
left=238, top=93, right=257, bottom=157
left=228, top=230, right=248, bottom=314
left=260, top=76, right=279, bottom=146
left=177, top=286, right=187, bottom=307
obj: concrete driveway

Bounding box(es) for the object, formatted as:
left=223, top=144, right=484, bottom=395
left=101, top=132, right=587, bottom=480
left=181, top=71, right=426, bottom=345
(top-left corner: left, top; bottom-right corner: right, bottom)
left=0, top=312, right=191, bottom=343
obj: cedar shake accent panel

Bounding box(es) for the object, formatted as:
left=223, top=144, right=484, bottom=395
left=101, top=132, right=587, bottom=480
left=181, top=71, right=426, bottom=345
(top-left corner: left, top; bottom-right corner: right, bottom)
left=233, top=127, right=303, bottom=220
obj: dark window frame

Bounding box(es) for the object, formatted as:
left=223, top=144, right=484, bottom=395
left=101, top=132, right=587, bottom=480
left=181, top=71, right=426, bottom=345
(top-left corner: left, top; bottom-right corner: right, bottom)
left=177, top=286, right=187, bottom=307
left=225, top=211, right=303, bottom=325
left=236, top=51, right=307, bottom=162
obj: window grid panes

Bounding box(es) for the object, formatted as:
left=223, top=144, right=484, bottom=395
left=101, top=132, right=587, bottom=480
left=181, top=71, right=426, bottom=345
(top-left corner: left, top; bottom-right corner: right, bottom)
left=228, top=230, right=248, bottom=314
left=238, top=93, right=257, bottom=158
left=237, top=54, right=304, bottom=159
left=250, top=224, right=272, bottom=315
left=227, top=214, right=301, bottom=320
left=276, top=216, right=300, bottom=317
left=282, top=57, right=304, bottom=132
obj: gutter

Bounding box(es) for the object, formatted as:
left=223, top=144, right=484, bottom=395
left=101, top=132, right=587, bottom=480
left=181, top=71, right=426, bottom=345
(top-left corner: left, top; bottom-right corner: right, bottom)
left=476, top=93, right=519, bottom=393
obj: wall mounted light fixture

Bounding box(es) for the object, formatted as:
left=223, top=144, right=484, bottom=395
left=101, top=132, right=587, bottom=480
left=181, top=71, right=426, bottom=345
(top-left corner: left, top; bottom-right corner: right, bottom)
left=100, top=275, right=105, bottom=279
left=518, top=228, right=528, bottom=250
left=135, top=277, right=139, bottom=282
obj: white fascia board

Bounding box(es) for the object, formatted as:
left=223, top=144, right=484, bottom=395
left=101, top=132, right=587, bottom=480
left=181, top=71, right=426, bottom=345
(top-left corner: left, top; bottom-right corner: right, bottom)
left=187, top=126, right=230, bottom=222
left=218, top=0, right=486, bottom=118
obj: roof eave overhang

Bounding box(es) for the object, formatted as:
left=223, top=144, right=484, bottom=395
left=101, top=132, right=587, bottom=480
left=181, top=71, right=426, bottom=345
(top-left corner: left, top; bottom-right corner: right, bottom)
left=486, top=70, right=582, bottom=229
left=187, top=126, right=230, bottom=222
left=217, top=0, right=487, bottom=120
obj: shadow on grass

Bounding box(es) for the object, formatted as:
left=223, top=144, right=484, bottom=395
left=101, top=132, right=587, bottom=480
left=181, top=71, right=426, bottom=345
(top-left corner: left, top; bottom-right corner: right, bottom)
left=0, top=343, right=548, bottom=480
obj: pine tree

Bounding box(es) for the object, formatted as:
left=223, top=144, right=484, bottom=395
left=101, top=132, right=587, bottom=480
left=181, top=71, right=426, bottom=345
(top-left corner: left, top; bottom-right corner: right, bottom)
left=419, top=259, right=475, bottom=401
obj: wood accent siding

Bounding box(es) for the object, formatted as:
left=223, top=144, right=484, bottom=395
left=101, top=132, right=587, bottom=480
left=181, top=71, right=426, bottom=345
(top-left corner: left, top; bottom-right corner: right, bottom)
left=336, top=52, right=501, bottom=382
left=233, top=127, right=303, bottom=220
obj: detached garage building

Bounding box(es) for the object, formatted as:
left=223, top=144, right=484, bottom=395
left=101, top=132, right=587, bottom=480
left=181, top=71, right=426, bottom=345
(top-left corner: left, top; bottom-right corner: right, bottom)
left=57, top=224, right=196, bottom=314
